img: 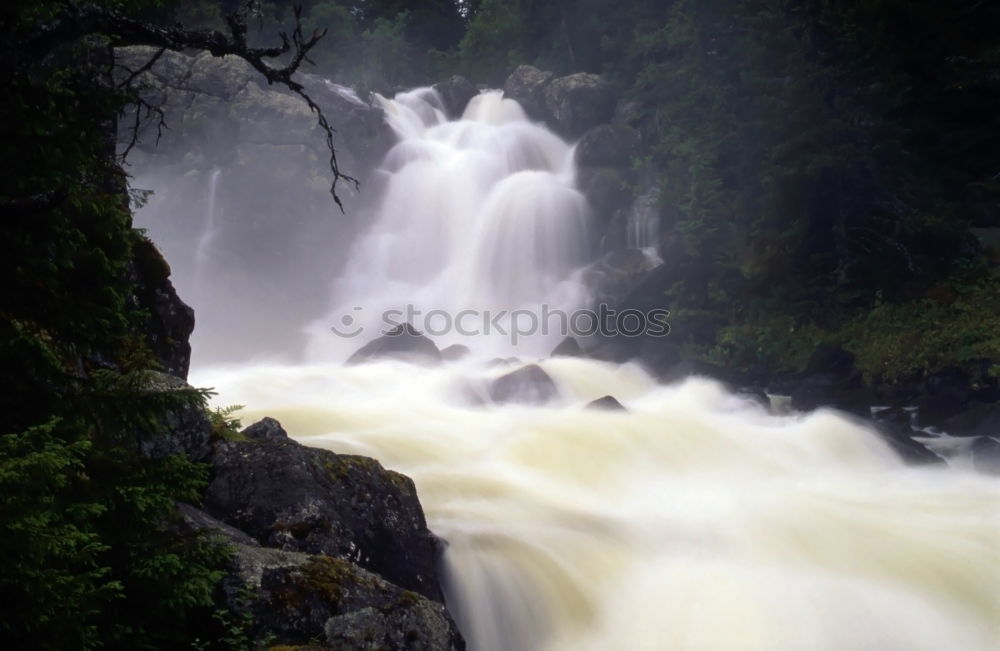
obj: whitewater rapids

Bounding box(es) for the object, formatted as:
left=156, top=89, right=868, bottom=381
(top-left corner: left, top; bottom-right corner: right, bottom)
left=194, top=358, right=1000, bottom=651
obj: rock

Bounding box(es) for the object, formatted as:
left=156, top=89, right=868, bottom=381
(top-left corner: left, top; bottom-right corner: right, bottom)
left=175, top=502, right=259, bottom=547
left=136, top=372, right=213, bottom=462
left=576, top=166, right=632, bottom=219
left=503, top=65, right=555, bottom=121
left=543, top=72, right=615, bottom=138
left=433, top=76, right=478, bottom=118
left=204, top=426, right=446, bottom=601
left=551, top=337, right=582, bottom=357
left=347, top=323, right=442, bottom=365
left=176, top=503, right=465, bottom=648
left=575, top=124, right=640, bottom=168
left=441, top=344, right=471, bottom=361
left=581, top=248, right=662, bottom=308
left=130, top=236, right=194, bottom=379
left=871, top=407, right=942, bottom=464
left=970, top=437, right=1000, bottom=474
left=490, top=364, right=559, bottom=404
left=942, top=401, right=1000, bottom=438
left=250, top=554, right=464, bottom=649
left=586, top=395, right=626, bottom=411
left=242, top=417, right=288, bottom=441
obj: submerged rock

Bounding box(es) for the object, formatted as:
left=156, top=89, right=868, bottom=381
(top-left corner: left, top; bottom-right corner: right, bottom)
left=433, top=75, right=478, bottom=118
left=204, top=424, right=445, bottom=601
left=441, top=344, right=471, bottom=361
left=347, top=323, right=442, bottom=365
left=586, top=395, right=626, bottom=411
left=490, top=364, right=559, bottom=405
left=551, top=337, right=582, bottom=357
left=970, top=437, right=1000, bottom=474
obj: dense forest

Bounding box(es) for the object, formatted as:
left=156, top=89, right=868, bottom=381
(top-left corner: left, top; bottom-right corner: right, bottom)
left=2, top=0, right=999, bottom=647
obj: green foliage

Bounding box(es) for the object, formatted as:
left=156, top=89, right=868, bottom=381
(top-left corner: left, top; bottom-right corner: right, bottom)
left=1, top=1, right=233, bottom=647
left=210, top=404, right=247, bottom=440
left=841, top=273, right=1000, bottom=384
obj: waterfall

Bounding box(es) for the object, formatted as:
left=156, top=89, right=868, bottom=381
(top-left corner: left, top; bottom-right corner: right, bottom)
left=625, top=186, right=661, bottom=250
left=194, top=167, right=222, bottom=282
left=306, top=88, right=591, bottom=360
left=189, top=87, right=1000, bottom=651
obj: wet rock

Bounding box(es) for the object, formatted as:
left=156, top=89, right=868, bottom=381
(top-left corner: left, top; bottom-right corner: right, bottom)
left=970, top=437, right=1000, bottom=474
left=551, top=337, right=582, bottom=357
left=433, top=75, right=478, bottom=118
left=575, top=124, right=640, bottom=168
left=242, top=417, right=288, bottom=441
left=581, top=248, right=662, bottom=308
left=441, top=344, right=471, bottom=361
left=490, top=364, right=559, bottom=405
left=576, top=166, right=633, bottom=219
left=942, top=401, right=1000, bottom=438
left=204, top=425, right=445, bottom=601
left=347, top=323, right=442, bottom=365
left=871, top=407, right=942, bottom=464
left=543, top=73, right=615, bottom=138
left=586, top=395, right=626, bottom=411
left=503, top=65, right=555, bottom=121
left=251, top=554, right=464, bottom=649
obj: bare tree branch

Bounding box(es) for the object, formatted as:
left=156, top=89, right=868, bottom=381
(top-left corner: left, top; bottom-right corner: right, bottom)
left=30, top=1, right=358, bottom=210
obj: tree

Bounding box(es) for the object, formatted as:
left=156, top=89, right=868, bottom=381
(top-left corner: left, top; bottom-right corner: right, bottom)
left=0, top=1, right=356, bottom=646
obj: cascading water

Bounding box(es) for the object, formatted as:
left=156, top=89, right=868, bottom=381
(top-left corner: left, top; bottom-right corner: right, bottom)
left=191, top=87, right=1000, bottom=650
left=306, top=88, right=591, bottom=359
left=195, top=167, right=222, bottom=281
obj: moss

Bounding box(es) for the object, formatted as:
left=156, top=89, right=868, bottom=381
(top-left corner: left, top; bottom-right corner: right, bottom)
left=292, top=556, right=379, bottom=610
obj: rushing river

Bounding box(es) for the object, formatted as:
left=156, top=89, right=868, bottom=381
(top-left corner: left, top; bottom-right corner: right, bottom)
left=179, top=87, right=999, bottom=649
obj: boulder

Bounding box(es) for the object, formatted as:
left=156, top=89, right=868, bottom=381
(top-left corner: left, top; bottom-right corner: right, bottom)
left=970, top=437, right=1000, bottom=474
left=242, top=416, right=288, bottom=442
left=581, top=248, right=662, bottom=308
left=433, top=76, right=478, bottom=118
left=347, top=323, right=442, bottom=365
left=252, top=553, right=464, bottom=649
left=490, top=364, right=559, bottom=405
left=586, top=395, right=626, bottom=411
left=575, top=124, right=640, bottom=168
left=551, top=337, right=582, bottom=357
left=441, top=344, right=471, bottom=361
left=503, top=65, right=555, bottom=121
left=543, top=73, right=615, bottom=138
left=942, top=401, right=1000, bottom=438
left=204, top=426, right=446, bottom=601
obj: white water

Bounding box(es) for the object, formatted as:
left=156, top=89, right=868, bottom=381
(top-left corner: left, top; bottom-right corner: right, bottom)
left=306, top=88, right=591, bottom=359
left=195, top=359, right=1000, bottom=651
left=193, top=87, right=1000, bottom=649
left=195, top=168, right=222, bottom=278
